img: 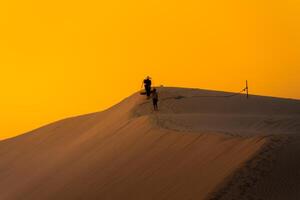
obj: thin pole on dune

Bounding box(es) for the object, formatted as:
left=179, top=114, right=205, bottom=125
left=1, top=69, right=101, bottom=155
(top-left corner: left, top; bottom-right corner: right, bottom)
left=246, top=80, right=249, bottom=99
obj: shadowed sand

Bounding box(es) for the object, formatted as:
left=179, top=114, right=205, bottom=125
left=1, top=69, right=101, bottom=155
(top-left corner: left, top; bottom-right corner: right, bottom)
left=0, top=87, right=300, bottom=200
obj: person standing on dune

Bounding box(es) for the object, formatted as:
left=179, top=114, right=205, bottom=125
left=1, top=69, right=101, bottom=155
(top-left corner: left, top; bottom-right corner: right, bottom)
left=143, top=76, right=152, bottom=98
left=152, top=88, right=159, bottom=111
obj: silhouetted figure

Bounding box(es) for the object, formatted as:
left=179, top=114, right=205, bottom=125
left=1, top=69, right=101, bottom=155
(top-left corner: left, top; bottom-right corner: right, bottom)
left=143, top=76, right=152, bottom=97
left=152, top=88, right=158, bottom=111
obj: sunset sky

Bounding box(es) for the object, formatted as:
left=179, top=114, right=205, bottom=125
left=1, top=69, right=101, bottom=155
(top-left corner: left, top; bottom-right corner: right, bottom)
left=1, top=0, right=300, bottom=139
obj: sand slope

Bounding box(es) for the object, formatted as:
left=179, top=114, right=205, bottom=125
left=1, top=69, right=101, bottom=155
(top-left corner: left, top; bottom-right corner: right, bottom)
left=0, top=87, right=300, bottom=200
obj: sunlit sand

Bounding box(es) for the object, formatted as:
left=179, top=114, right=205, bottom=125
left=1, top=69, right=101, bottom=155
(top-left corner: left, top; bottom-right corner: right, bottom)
left=0, top=87, right=299, bottom=200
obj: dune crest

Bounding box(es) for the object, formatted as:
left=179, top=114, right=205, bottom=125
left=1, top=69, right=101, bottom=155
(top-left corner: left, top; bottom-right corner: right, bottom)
left=0, top=87, right=299, bottom=200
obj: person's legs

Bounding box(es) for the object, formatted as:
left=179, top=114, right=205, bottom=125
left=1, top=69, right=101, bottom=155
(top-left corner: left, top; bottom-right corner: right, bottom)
left=152, top=99, right=156, bottom=110
left=144, top=85, right=148, bottom=96
left=153, top=99, right=158, bottom=111
left=146, top=86, right=151, bottom=97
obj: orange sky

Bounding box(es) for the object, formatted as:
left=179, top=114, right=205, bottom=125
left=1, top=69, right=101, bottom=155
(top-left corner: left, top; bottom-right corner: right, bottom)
left=1, top=0, right=300, bottom=139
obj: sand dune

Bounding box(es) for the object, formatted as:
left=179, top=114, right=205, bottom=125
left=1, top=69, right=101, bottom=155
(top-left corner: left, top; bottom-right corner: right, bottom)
left=0, top=87, right=299, bottom=200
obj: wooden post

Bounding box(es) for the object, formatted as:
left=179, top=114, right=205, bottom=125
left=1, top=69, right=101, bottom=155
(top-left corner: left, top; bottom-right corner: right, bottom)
left=246, top=80, right=249, bottom=99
